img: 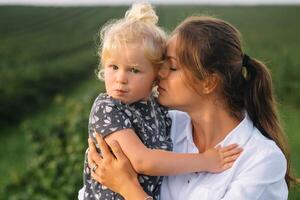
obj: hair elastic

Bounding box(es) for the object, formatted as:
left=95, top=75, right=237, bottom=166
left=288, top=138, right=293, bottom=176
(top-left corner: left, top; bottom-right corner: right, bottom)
left=242, top=54, right=250, bottom=67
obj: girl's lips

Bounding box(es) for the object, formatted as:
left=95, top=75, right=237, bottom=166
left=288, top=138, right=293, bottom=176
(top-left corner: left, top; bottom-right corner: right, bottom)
left=115, top=89, right=127, bottom=93
left=114, top=89, right=128, bottom=95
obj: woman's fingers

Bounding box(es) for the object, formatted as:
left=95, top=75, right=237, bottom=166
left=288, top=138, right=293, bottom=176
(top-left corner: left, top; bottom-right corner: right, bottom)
left=88, top=137, right=97, bottom=153
left=88, top=137, right=102, bottom=168
left=95, top=132, right=113, bottom=159
left=88, top=138, right=97, bottom=168
left=91, top=170, right=102, bottom=184
left=110, top=140, right=127, bottom=161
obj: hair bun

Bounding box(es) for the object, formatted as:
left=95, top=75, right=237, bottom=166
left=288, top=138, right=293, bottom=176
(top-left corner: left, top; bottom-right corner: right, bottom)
left=125, top=3, right=158, bottom=25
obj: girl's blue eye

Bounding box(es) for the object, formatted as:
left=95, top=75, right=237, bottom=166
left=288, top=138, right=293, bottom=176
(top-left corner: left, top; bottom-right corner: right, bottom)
left=130, top=68, right=140, bottom=73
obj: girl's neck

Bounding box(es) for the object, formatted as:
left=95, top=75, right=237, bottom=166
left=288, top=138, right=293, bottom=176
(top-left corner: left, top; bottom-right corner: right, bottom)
left=186, top=103, right=241, bottom=152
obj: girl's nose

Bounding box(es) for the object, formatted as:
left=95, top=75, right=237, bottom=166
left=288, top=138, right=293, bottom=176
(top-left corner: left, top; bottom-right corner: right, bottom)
left=158, top=63, right=170, bottom=79
left=116, top=71, right=128, bottom=84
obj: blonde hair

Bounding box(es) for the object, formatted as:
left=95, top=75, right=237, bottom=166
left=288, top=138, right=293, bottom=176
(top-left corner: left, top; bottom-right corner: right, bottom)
left=97, top=3, right=167, bottom=80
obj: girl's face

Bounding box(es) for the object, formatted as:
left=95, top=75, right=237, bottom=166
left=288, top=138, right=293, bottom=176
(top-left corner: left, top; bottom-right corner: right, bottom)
left=158, top=35, right=201, bottom=110
left=104, top=43, right=157, bottom=104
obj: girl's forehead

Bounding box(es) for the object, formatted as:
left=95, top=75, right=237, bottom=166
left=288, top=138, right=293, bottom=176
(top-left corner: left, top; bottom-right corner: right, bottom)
left=105, top=46, right=151, bottom=66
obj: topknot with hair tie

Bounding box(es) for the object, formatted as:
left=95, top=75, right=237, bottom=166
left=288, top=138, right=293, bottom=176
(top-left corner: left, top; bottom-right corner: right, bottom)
left=125, top=3, right=158, bottom=25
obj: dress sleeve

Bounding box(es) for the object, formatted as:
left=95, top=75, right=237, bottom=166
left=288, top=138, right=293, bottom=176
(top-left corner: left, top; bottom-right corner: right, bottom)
left=221, top=148, right=288, bottom=200
left=88, top=96, right=133, bottom=138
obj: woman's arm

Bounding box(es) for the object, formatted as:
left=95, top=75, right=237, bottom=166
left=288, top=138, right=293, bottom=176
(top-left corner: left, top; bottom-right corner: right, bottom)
left=88, top=135, right=150, bottom=200
left=98, top=129, right=242, bottom=176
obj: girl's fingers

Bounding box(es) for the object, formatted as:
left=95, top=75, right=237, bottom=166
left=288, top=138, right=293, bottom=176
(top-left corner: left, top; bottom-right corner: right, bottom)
left=222, top=152, right=242, bottom=164
left=220, top=143, right=239, bottom=153
left=222, top=162, right=234, bottom=170
left=223, top=147, right=243, bottom=158
left=215, top=145, right=221, bottom=150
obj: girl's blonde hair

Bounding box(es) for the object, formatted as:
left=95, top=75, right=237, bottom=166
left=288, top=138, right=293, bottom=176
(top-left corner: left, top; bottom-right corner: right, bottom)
left=97, top=3, right=167, bottom=80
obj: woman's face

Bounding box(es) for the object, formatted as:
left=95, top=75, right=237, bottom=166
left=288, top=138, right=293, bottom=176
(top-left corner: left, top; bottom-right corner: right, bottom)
left=157, top=35, right=201, bottom=110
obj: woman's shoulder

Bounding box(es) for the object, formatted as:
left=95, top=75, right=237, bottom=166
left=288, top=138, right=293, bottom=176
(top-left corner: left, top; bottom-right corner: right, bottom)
left=252, top=128, right=286, bottom=160
left=240, top=128, right=287, bottom=179
left=239, top=115, right=286, bottom=165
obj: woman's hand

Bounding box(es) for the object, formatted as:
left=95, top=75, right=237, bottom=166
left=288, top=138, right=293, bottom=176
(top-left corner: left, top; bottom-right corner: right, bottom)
left=87, top=133, right=147, bottom=199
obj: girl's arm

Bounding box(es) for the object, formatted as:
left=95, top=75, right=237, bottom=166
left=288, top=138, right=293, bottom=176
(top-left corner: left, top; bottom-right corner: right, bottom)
left=88, top=137, right=151, bottom=200
left=102, top=129, right=242, bottom=176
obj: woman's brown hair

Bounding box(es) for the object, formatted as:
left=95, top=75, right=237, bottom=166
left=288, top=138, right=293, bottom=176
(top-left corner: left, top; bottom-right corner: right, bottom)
left=173, top=16, right=298, bottom=188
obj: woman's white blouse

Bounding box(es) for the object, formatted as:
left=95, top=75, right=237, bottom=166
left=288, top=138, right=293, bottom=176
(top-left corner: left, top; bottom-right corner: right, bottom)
left=160, top=111, right=288, bottom=200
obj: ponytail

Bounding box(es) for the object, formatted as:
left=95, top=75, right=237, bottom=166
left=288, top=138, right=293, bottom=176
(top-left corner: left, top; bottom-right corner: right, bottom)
left=174, top=15, right=299, bottom=188
left=243, top=56, right=299, bottom=188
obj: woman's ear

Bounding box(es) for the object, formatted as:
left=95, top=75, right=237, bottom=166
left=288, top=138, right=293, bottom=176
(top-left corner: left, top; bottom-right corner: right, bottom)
left=202, top=73, right=219, bottom=94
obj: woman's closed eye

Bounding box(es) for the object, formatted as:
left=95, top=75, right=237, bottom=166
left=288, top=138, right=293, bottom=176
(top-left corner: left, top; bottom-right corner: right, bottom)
left=170, top=66, right=178, bottom=71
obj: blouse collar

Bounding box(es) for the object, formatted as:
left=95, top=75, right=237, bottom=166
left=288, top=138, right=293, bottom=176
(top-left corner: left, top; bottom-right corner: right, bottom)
left=184, top=113, right=254, bottom=149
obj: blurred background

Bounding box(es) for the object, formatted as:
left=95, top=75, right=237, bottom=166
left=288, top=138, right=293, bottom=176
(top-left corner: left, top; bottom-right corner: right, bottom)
left=0, top=0, right=299, bottom=199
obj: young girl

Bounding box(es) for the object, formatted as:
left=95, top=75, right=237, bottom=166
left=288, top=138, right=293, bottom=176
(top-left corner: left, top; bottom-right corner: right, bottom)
left=80, top=3, right=242, bottom=200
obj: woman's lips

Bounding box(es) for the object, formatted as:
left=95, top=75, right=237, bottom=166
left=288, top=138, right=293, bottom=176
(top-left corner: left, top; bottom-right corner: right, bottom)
left=158, top=85, right=166, bottom=93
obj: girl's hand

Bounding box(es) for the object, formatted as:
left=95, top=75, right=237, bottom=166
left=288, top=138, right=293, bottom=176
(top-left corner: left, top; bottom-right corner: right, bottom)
left=87, top=133, right=139, bottom=196
left=202, top=144, right=243, bottom=173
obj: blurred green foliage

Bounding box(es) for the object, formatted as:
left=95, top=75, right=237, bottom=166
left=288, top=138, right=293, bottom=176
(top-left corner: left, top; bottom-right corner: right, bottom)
left=0, top=77, right=104, bottom=200
left=1, top=98, right=89, bottom=200
left=0, top=6, right=120, bottom=123
left=0, top=5, right=299, bottom=200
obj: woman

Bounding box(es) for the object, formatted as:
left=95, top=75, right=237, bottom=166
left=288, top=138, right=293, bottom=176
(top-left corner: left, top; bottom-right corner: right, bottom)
left=87, top=16, right=296, bottom=199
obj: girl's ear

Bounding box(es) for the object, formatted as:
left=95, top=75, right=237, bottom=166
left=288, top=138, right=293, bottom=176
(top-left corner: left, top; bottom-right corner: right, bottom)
left=202, top=73, right=219, bottom=94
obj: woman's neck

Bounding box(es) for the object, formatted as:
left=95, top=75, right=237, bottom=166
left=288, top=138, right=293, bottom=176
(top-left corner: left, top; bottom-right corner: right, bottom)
left=186, top=103, right=241, bottom=152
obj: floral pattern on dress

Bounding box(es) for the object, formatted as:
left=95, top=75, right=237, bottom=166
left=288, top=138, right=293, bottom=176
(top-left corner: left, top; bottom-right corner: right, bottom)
left=82, top=93, right=172, bottom=200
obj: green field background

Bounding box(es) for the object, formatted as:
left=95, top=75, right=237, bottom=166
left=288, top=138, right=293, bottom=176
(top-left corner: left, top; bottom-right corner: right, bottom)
left=0, top=5, right=299, bottom=199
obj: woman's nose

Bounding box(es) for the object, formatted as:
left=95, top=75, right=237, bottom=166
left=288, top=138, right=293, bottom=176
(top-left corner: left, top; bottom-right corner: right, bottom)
left=158, top=63, right=170, bottom=79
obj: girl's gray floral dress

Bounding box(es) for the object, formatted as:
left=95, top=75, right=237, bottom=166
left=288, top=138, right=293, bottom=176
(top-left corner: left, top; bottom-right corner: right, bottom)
left=82, top=93, right=173, bottom=200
